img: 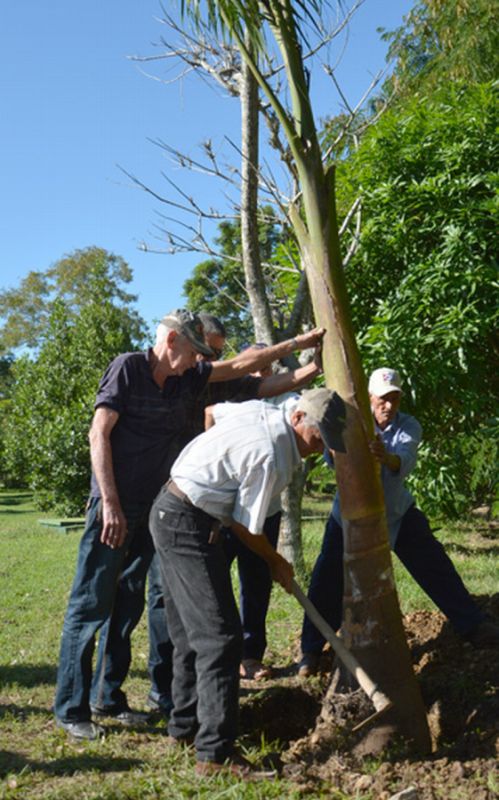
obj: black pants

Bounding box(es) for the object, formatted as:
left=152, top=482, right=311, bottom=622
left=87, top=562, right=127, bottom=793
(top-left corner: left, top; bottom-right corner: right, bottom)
left=150, top=487, right=242, bottom=763
left=301, top=505, right=486, bottom=654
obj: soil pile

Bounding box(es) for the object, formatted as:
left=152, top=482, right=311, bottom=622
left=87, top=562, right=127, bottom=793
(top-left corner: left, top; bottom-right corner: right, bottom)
left=240, top=596, right=499, bottom=799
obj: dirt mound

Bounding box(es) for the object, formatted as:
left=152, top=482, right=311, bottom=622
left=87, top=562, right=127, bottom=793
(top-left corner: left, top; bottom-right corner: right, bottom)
left=240, top=596, right=499, bottom=798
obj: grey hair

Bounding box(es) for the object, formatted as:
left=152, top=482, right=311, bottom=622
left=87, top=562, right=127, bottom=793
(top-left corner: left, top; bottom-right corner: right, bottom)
left=287, top=406, right=320, bottom=429
left=155, top=320, right=175, bottom=346
left=299, top=411, right=320, bottom=429
left=198, top=312, right=226, bottom=338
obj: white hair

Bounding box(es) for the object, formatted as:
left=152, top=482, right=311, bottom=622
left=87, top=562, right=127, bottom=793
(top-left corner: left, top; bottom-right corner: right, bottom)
left=155, top=321, right=175, bottom=346
left=288, top=406, right=320, bottom=430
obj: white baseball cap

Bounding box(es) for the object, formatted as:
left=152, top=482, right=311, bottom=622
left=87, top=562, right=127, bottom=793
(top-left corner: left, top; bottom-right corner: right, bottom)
left=368, top=368, right=403, bottom=397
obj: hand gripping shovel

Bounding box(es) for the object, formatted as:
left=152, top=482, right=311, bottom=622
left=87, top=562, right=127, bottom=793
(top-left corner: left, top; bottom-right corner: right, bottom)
left=292, top=579, right=393, bottom=731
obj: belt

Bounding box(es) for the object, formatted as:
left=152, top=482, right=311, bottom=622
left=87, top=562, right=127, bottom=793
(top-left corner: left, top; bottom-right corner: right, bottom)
left=166, top=479, right=193, bottom=505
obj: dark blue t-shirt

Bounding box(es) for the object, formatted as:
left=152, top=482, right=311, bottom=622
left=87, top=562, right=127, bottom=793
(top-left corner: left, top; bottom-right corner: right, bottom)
left=90, top=350, right=212, bottom=503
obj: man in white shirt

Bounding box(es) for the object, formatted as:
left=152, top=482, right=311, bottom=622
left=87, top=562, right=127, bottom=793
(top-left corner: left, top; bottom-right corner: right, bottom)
left=149, top=388, right=346, bottom=778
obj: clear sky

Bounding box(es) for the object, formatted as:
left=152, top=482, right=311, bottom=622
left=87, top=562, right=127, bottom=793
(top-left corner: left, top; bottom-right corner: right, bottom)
left=1, top=1, right=412, bottom=335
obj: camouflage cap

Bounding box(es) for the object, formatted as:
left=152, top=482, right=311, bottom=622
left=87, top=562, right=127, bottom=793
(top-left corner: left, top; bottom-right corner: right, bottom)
left=160, top=309, right=214, bottom=358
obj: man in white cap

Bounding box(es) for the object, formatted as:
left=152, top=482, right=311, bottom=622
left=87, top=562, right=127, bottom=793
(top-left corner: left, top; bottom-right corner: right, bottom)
left=149, top=388, right=346, bottom=778
left=298, top=367, right=499, bottom=677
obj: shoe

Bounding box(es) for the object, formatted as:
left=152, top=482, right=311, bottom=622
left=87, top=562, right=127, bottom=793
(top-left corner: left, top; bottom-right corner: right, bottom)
left=465, top=619, right=499, bottom=648
left=195, top=752, right=276, bottom=781
left=56, top=719, right=104, bottom=741
left=90, top=705, right=151, bottom=727
left=297, top=652, right=320, bottom=678
left=146, top=693, right=174, bottom=716
left=239, top=658, right=272, bottom=681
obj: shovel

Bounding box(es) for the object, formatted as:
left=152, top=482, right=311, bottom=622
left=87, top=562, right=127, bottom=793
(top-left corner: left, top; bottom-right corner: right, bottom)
left=292, top=579, right=393, bottom=730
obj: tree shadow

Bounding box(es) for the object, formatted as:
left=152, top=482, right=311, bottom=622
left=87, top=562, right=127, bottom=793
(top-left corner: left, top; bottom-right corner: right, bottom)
left=0, top=493, right=32, bottom=506
left=0, top=749, right=143, bottom=778
left=444, top=542, right=499, bottom=558
left=0, top=663, right=56, bottom=689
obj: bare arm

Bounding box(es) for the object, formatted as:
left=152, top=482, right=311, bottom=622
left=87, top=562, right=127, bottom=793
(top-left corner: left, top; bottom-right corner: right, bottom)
left=204, top=404, right=216, bottom=430
left=257, top=345, right=322, bottom=398
left=230, top=520, right=294, bottom=593
left=208, top=328, right=326, bottom=383
left=89, top=406, right=128, bottom=549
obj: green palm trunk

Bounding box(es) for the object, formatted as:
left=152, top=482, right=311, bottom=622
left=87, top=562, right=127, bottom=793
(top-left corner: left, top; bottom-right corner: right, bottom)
left=184, top=0, right=431, bottom=752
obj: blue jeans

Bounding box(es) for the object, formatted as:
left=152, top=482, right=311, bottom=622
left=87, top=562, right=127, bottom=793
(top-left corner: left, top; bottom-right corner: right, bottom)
left=150, top=487, right=242, bottom=763
left=222, top=511, right=281, bottom=660
left=301, top=505, right=486, bottom=655
left=54, top=497, right=154, bottom=722
left=146, top=553, right=174, bottom=707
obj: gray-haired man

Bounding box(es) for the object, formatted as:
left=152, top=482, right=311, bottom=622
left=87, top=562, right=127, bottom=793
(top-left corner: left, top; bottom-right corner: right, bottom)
left=149, top=388, right=346, bottom=778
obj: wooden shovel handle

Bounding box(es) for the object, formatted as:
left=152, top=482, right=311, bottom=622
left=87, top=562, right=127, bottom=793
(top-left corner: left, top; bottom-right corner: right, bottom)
left=292, top=579, right=392, bottom=713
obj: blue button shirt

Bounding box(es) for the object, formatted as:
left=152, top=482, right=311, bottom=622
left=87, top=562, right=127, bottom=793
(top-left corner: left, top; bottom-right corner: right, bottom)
left=332, top=411, right=422, bottom=547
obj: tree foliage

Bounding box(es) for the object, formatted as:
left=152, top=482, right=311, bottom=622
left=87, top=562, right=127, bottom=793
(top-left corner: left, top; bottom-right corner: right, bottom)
left=335, top=81, right=498, bottom=514
left=0, top=246, right=144, bottom=352
left=184, top=208, right=304, bottom=347
left=1, top=252, right=146, bottom=512
left=381, top=0, right=499, bottom=93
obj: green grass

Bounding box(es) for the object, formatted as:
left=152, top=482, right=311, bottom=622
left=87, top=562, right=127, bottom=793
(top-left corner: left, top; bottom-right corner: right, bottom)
left=0, top=489, right=495, bottom=799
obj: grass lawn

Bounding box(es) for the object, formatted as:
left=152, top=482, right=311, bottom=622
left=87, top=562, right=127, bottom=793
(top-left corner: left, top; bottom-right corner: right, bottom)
left=0, top=489, right=496, bottom=799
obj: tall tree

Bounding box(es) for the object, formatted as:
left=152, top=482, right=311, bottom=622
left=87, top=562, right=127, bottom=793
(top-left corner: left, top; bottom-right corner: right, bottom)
left=2, top=253, right=146, bottom=512
left=381, top=0, right=499, bottom=93
left=334, top=81, right=498, bottom=516
left=182, top=0, right=431, bottom=752
left=0, top=246, right=144, bottom=353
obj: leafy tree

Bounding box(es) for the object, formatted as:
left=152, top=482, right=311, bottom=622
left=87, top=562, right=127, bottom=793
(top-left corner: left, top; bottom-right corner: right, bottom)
left=381, top=0, right=499, bottom=93
left=2, top=256, right=146, bottom=512
left=335, top=81, right=498, bottom=514
left=0, top=246, right=144, bottom=352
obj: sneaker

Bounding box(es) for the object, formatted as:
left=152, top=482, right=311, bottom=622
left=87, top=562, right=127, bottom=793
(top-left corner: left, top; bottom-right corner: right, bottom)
left=90, top=705, right=150, bottom=727
left=297, top=652, right=320, bottom=678
left=146, top=693, right=174, bottom=716
left=465, top=619, right=499, bottom=648
left=239, top=658, right=273, bottom=681
left=56, top=718, right=104, bottom=741
left=195, top=752, right=276, bottom=781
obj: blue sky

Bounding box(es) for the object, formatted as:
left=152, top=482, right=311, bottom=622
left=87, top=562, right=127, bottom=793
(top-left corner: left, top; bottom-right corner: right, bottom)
left=1, top=1, right=412, bottom=336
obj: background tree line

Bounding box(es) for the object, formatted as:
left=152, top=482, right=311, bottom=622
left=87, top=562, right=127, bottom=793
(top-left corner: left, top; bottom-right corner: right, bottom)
left=0, top=0, right=497, bottom=518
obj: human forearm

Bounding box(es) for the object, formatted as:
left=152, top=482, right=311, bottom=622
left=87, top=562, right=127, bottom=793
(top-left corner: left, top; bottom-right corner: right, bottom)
left=230, top=520, right=294, bottom=592
left=209, top=328, right=325, bottom=382
left=89, top=409, right=127, bottom=548
left=90, top=430, right=119, bottom=503
left=257, top=358, right=321, bottom=398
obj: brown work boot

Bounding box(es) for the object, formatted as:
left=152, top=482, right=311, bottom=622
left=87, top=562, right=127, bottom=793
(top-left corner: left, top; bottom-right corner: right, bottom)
left=195, top=752, right=276, bottom=781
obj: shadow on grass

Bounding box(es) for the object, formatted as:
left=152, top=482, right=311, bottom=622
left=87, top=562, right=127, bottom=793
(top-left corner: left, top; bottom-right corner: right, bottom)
left=0, top=493, right=33, bottom=506
left=445, top=542, right=499, bottom=558
left=0, top=749, right=143, bottom=778
left=0, top=663, right=56, bottom=688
